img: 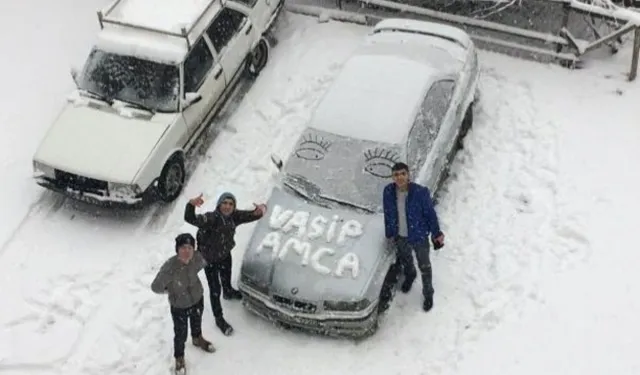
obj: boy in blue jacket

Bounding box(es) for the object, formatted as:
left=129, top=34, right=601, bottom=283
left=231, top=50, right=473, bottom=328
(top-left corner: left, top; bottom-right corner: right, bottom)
left=382, top=162, right=445, bottom=312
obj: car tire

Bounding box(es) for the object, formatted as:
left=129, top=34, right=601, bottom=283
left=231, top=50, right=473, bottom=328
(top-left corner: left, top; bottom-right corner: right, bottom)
left=245, top=38, right=269, bottom=78
left=157, top=153, right=185, bottom=203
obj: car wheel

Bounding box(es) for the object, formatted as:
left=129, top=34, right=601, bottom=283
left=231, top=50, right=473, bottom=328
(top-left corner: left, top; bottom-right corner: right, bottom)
left=245, top=38, right=269, bottom=78
left=157, top=153, right=185, bottom=203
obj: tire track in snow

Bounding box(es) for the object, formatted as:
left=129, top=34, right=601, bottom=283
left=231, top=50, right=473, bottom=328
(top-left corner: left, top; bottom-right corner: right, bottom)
left=431, top=66, right=592, bottom=372
left=0, top=271, right=115, bottom=375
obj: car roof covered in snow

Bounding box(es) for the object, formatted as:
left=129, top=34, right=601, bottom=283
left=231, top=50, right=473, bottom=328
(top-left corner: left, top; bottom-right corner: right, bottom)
left=93, top=0, right=223, bottom=64
left=308, top=30, right=464, bottom=145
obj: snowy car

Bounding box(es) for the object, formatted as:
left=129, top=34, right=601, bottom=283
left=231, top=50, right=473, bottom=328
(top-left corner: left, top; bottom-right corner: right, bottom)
left=31, top=0, right=284, bottom=207
left=237, top=18, right=480, bottom=338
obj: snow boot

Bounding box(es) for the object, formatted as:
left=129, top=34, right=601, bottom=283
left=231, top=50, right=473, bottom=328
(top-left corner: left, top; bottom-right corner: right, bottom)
left=423, top=296, right=433, bottom=312
left=223, top=288, right=242, bottom=300
left=400, top=276, right=415, bottom=293
left=192, top=335, right=216, bottom=353
left=174, top=356, right=186, bottom=375
left=216, top=317, right=234, bottom=336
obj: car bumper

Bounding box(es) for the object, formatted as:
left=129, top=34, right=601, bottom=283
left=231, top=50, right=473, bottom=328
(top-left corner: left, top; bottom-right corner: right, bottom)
left=34, top=176, right=148, bottom=209
left=239, top=282, right=379, bottom=338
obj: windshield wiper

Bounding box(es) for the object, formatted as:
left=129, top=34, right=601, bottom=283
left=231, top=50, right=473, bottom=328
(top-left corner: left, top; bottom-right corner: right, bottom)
left=283, top=180, right=312, bottom=200
left=282, top=176, right=330, bottom=208
left=114, top=99, right=155, bottom=113
left=79, top=89, right=112, bottom=105
left=318, top=194, right=376, bottom=214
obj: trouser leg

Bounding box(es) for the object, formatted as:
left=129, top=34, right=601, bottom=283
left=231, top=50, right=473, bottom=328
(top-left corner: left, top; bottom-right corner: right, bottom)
left=412, top=240, right=434, bottom=299
left=395, top=237, right=417, bottom=288
left=188, top=297, right=204, bottom=338
left=170, top=305, right=189, bottom=358
left=204, top=263, right=223, bottom=318
left=219, top=255, right=233, bottom=294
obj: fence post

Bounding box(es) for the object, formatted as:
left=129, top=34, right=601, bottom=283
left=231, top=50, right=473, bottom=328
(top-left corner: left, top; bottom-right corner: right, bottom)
left=630, top=27, right=640, bottom=81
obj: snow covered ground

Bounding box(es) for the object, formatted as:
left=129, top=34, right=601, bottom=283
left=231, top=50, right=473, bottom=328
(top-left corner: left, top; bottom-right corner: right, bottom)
left=1, top=1, right=639, bottom=374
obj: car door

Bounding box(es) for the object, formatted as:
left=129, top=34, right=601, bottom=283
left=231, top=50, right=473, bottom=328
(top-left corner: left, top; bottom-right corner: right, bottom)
left=206, top=7, right=253, bottom=84
left=181, top=36, right=226, bottom=136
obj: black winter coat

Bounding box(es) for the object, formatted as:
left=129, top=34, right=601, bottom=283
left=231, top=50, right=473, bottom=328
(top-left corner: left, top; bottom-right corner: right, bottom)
left=184, top=203, right=263, bottom=263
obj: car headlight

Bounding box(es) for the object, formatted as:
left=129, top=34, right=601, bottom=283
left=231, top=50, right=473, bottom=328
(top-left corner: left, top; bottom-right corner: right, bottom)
left=324, top=299, right=370, bottom=312
left=108, top=182, right=141, bottom=197
left=33, top=161, right=55, bottom=178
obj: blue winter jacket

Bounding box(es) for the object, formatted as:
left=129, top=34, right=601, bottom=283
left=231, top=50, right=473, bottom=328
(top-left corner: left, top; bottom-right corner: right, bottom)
left=382, top=182, right=442, bottom=244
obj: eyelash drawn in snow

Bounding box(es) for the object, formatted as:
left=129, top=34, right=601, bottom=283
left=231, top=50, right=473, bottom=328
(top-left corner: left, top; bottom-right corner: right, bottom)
left=363, top=148, right=401, bottom=178
left=295, top=134, right=332, bottom=160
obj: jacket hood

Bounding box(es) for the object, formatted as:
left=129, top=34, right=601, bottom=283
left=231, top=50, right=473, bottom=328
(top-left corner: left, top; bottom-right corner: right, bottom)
left=216, top=192, right=237, bottom=209
left=240, top=185, right=389, bottom=304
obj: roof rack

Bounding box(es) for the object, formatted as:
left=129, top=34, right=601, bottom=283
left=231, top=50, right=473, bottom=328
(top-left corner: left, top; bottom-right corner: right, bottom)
left=96, top=0, right=220, bottom=49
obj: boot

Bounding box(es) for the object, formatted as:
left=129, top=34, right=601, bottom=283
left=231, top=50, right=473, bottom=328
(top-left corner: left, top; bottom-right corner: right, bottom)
left=223, top=288, right=242, bottom=300
left=174, top=356, right=186, bottom=375
left=216, top=317, right=234, bottom=336
left=401, top=275, right=415, bottom=294
left=423, top=295, right=433, bottom=312
left=192, top=335, right=216, bottom=353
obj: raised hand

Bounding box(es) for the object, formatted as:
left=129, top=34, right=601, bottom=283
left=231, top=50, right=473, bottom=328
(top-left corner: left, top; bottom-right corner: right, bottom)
left=190, top=193, right=205, bottom=207
left=253, top=203, right=267, bottom=216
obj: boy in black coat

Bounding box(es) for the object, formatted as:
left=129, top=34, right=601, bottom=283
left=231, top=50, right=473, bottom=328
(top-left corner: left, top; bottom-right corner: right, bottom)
left=184, top=192, right=267, bottom=335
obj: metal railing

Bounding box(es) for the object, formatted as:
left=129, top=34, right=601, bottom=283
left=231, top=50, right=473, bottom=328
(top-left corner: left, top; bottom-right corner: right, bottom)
left=289, top=0, right=640, bottom=80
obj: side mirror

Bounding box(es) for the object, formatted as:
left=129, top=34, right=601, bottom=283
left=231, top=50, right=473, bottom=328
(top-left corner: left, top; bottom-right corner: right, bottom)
left=183, top=92, right=202, bottom=108
left=270, top=153, right=283, bottom=170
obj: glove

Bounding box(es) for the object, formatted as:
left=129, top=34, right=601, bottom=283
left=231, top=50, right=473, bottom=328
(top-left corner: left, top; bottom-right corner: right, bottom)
left=431, top=233, right=444, bottom=250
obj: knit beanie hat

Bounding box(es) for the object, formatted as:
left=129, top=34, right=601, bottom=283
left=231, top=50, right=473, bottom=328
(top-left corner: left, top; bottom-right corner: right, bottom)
left=216, top=192, right=237, bottom=209
left=175, top=233, right=195, bottom=253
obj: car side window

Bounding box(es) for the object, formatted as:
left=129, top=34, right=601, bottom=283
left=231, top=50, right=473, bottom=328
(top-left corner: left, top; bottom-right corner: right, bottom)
left=406, top=80, right=456, bottom=170
left=183, top=37, right=214, bottom=93
left=424, top=80, right=455, bottom=133
left=206, top=8, right=248, bottom=53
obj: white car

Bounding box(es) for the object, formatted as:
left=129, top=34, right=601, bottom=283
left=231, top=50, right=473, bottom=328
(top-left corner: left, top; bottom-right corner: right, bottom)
left=32, top=0, right=284, bottom=207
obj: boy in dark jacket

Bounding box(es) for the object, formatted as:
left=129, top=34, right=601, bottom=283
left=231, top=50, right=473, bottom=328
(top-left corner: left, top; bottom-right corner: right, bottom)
left=382, top=162, right=445, bottom=312
left=151, top=233, right=215, bottom=374
left=184, top=192, right=267, bottom=336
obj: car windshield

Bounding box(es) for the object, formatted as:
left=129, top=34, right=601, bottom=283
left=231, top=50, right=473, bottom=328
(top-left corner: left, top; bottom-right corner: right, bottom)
left=281, top=128, right=405, bottom=214
left=77, top=48, right=180, bottom=113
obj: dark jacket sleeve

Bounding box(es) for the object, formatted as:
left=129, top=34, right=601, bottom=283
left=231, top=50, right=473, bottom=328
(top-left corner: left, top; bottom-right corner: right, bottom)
left=382, top=184, right=396, bottom=239
left=421, top=186, right=442, bottom=237
left=232, top=208, right=263, bottom=225
left=184, top=202, right=209, bottom=228
left=151, top=260, right=172, bottom=294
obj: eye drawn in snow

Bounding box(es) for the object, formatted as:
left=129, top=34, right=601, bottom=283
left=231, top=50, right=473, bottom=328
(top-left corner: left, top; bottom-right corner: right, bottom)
left=255, top=205, right=363, bottom=279
left=295, top=134, right=331, bottom=161
left=363, top=148, right=400, bottom=178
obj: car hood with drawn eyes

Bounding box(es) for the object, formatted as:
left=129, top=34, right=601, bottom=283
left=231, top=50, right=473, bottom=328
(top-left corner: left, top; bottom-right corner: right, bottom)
left=279, top=128, right=406, bottom=214
left=239, top=185, right=393, bottom=305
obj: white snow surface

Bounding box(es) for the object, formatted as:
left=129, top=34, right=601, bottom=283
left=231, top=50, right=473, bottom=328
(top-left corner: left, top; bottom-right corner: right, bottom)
left=2, top=3, right=640, bottom=375
left=95, top=26, right=190, bottom=64
left=310, top=54, right=433, bottom=144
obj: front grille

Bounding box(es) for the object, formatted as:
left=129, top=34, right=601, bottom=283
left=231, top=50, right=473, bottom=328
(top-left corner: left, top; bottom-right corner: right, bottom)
left=54, top=169, right=108, bottom=196
left=272, top=294, right=317, bottom=314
